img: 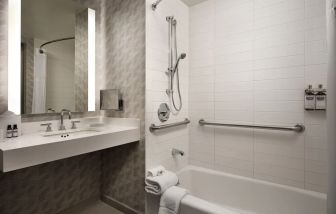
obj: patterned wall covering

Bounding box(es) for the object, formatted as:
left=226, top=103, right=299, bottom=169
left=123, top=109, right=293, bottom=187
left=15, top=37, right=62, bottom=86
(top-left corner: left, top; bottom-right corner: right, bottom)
left=0, top=0, right=7, bottom=114
left=101, top=0, right=146, bottom=213
left=75, top=9, right=89, bottom=112
left=0, top=0, right=146, bottom=213
left=0, top=152, right=101, bottom=214
left=21, top=37, right=34, bottom=114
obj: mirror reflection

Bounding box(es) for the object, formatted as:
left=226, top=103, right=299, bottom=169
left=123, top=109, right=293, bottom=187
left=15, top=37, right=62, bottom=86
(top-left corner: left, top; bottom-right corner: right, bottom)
left=21, top=0, right=95, bottom=114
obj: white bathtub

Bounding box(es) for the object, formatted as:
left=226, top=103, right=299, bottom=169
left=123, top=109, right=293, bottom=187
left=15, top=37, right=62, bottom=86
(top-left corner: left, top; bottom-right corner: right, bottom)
left=177, top=166, right=327, bottom=214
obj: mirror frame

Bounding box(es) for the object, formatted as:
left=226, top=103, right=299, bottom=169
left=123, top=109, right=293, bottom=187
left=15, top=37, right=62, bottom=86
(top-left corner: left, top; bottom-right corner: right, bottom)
left=8, top=0, right=96, bottom=115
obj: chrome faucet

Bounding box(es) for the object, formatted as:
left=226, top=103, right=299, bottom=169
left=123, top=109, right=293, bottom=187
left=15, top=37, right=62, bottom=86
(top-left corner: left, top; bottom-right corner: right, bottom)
left=59, top=109, right=72, bottom=131
left=172, top=148, right=184, bottom=157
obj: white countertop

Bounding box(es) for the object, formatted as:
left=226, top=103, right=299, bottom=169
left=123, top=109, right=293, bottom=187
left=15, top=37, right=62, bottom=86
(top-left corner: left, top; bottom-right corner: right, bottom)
left=0, top=117, right=140, bottom=172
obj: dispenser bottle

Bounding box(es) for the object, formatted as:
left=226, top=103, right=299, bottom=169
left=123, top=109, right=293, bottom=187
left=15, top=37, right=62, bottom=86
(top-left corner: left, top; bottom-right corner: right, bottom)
left=315, top=84, right=327, bottom=110
left=305, top=85, right=315, bottom=110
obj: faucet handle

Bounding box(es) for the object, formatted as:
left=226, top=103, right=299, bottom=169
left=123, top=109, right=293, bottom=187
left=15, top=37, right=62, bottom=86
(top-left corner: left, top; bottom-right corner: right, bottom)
left=71, top=121, right=80, bottom=129
left=41, top=123, right=52, bottom=132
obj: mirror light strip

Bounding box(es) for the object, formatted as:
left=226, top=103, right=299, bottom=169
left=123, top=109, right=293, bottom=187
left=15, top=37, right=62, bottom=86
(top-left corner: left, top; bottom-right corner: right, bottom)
left=88, top=8, right=95, bottom=111
left=8, top=0, right=21, bottom=115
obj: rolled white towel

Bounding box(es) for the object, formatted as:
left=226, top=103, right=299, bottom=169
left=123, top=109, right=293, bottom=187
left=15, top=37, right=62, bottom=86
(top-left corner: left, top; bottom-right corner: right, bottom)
left=147, top=165, right=166, bottom=177
left=159, top=186, right=189, bottom=214
left=145, top=171, right=179, bottom=195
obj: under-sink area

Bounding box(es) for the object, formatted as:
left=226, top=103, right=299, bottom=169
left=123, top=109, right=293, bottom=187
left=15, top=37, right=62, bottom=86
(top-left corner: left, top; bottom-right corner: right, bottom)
left=0, top=117, right=140, bottom=172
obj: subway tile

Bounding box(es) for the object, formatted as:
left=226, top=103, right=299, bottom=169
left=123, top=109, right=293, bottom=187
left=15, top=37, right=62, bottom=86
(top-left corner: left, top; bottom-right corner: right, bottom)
left=215, top=110, right=254, bottom=123
left=305, top=171, right=328, bottom=186
left=254, top=132, right=305, bottom=158
left=254, top=90, right=303, bottom=101
left=254, top=162, right=304, bottom=182
left=254, top=173, right=304, bottom=188
left=305, top=159, right=328, bottom=174
left=255, top=152, right=304, bottom=170
left=254, top=78, right=304, bottom=90
left=187, top=0, right=328, bottom=192
left=305, top=147, right=328, bottom=162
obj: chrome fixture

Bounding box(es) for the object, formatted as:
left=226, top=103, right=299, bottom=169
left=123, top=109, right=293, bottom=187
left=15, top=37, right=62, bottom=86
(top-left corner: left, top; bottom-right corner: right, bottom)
left=71, top=121, right=80, bottom=129
left=149, top=118, right=190, bottom=132
left=39, top=37, right=75, bottom=53
left=158, top=103, right=171, bottom=122
left=152, top=0, right=163, bottom=10
left=59, top=109, right=72, bottom=130
left=166, top=16, right=186, bottom=112
left=172, top=148, right=184, bottom=157
left=41, top=123, right=52, bottom=132
left=199, top=119, right=305, bottom=133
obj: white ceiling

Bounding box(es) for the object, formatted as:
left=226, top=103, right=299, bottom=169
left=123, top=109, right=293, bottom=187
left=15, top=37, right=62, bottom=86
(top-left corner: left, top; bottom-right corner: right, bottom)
left=181, top=0, right=208, bottom=7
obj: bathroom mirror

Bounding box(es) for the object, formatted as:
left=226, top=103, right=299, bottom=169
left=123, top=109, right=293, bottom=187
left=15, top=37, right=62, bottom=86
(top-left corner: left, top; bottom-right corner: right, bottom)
left=18, top=0, right=95, bottom=115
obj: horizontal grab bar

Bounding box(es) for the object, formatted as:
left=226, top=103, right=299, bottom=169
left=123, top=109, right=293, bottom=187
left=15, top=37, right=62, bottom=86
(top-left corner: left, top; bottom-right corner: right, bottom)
left=150, top=118, right=190, bottom=132
left=199, top=119, right=305, bottom=133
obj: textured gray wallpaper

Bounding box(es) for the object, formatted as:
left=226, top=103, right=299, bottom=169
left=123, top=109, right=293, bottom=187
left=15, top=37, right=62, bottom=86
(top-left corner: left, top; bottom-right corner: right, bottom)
left=0, top=0, right=146, bottom=213
left=0, top=0, right=7, bottom=114
left=101, top=0, right=146, bottom=213
left=0, top=152, right=101, bottom=214
left=21, top=37, right=34, bottom=114
left=75, top=9, right=89, bottom=112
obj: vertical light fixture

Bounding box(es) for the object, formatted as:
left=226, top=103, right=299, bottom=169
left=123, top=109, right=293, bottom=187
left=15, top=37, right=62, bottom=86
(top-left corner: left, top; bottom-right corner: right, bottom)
left=87, top=8, right=95, bottom=111
left=8, top=0, right=21, bottom=115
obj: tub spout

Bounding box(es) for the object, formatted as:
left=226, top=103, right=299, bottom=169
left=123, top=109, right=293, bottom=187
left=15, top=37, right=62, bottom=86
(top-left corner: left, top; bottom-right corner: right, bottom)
left=172, top=148, right=184, bottom=157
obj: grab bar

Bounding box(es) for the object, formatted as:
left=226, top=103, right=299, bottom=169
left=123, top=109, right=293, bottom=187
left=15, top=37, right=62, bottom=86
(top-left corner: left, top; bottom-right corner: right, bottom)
left=199, top=119, right=305, bottom=133
left=150, top=118, right=190, bottom=132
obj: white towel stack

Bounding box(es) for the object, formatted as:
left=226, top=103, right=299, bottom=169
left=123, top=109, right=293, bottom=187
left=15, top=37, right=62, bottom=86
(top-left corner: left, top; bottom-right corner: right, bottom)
left=158, top=186, right=189, bottom=214
left=145, top=170, right=179, bottom=195
left=147, top=165, right=166, bottom=177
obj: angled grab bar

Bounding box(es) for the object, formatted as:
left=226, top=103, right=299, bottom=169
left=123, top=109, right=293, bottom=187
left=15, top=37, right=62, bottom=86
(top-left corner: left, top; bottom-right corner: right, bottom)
left=199, top=119, right=305, bottom=133
left=150, top=118, right=190, bottom=132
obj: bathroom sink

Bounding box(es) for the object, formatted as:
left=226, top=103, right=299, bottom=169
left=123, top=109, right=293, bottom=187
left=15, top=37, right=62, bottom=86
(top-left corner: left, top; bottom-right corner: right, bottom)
left=0, top=117, right=140, bottom=172
left=41, top=128, right=102, bottom=138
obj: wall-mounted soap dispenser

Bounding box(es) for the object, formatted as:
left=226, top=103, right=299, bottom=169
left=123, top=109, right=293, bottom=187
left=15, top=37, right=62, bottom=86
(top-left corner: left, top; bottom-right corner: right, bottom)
left=315, top=84, right=327, bottom=110
left=305, top=85, right=316, bottom=111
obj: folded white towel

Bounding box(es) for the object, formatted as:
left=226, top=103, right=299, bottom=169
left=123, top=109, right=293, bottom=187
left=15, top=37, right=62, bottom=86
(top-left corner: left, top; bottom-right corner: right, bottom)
left=159, top=186, right=188, bottom=214
left=147, top=165, right=166, bottom=177
left=145, top=171, right=179, bottom=195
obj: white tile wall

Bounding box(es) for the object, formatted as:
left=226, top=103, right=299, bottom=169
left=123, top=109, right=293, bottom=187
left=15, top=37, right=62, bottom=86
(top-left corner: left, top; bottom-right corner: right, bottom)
left=189, top=0, right=328, bottom=192
left=146, top=0, right=190, bottom=172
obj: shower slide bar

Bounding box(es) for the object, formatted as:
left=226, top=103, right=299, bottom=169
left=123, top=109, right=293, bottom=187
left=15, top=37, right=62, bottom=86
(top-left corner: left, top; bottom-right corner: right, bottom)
left=199, top=119, right=305, bottom=133
left=149, top=118, right=190, bottom=132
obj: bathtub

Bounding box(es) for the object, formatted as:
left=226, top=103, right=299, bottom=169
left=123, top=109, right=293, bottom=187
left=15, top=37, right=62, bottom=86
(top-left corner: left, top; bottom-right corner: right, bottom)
left=177, top=166, right=327, bottom=214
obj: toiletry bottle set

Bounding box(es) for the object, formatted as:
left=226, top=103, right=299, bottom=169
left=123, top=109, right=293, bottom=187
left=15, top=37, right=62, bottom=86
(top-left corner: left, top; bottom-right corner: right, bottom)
left=6, top=124, right=19, bottom=138
left=305, top=84, right=327, bottom=111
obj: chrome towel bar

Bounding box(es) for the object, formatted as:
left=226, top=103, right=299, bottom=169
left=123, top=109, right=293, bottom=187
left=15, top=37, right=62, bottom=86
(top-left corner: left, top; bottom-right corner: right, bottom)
left=150, top=118, right=190, bottom=132
left=199, top=119, right=305, bottom=133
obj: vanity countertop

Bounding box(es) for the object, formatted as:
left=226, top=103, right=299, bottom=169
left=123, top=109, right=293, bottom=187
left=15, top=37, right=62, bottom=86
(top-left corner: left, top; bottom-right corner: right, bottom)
left=0, top=117, right=140, bottom=172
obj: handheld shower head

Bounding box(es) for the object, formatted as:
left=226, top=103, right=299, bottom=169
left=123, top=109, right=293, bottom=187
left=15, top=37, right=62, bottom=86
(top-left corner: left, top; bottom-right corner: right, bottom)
left=180, top=53, right=186, bottom=59
left=172, top=53, right=187, bottom=73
